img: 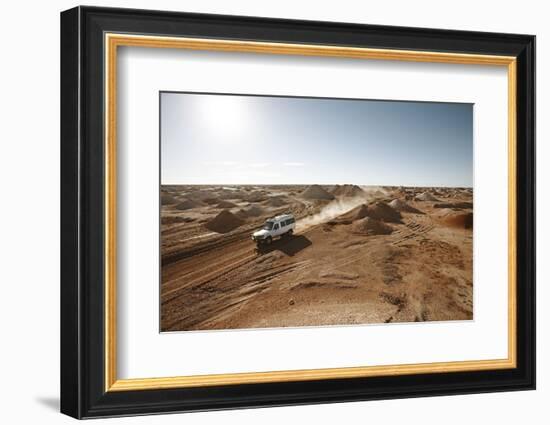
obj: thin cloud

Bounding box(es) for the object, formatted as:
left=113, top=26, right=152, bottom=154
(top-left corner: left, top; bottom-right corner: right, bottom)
left=248, top=162, right=271, bottom=168
left=283, top=162, right=305, bottom=167
left=202, top=161, right=239, bottom=167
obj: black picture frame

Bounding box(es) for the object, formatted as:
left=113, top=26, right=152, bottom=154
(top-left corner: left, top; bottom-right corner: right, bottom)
left=61, top=5, right=535, bottom=419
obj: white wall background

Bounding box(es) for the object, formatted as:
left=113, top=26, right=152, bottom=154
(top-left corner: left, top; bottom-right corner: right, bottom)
left=0, top=1, right=545, bottom=423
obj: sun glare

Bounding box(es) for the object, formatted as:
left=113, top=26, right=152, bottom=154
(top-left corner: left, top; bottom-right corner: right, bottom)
left=197, top=95, right=249, bottom=141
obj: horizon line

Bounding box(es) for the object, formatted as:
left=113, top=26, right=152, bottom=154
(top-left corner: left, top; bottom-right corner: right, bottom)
left=161, top=183, right=474, bottom=189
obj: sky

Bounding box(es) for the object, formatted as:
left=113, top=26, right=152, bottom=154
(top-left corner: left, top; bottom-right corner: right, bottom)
left=160, top=92, right=473, bottom=187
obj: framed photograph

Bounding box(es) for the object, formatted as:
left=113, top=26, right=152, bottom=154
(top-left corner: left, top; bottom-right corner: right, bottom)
left=60, top=6, right=535, bottom=419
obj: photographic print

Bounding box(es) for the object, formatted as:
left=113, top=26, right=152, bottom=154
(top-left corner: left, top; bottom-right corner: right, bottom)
left=61, top=9, right=535, bottom=417
left=160, top=92, right=473, bottom=332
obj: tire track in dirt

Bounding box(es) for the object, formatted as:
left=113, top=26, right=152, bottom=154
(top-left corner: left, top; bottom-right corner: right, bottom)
left=162, top=213, right=434, bottom=330
left=307, top=215, right=433, bottom=276
left=390, top=216, right=434, bottom=246
left=161, top=224, right=322, bottom=306
left=193, top=261, right=312, bottom=330
left=162, top=252, right=258, bottom=304
left=162, top=239, right=253, bottom=295
left=161, top=226, right=255, bottom=265
left=162, top=260, right=310, bottom=330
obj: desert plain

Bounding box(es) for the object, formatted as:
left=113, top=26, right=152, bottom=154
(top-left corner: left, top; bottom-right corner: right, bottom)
left=160, top=184, right=473, bottom=332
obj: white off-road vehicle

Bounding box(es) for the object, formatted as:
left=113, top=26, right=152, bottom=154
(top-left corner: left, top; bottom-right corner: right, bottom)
left=252, top=213, right=296, bottom=245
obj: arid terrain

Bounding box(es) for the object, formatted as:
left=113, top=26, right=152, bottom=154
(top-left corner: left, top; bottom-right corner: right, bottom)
left=160, top=184, right=473, bottom=332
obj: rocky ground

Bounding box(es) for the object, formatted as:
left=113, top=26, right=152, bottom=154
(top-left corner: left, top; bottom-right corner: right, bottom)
left=160, top=184, right=473, bottom=331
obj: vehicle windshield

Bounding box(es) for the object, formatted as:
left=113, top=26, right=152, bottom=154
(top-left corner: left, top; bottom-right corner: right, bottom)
left=262, top=221, right=274, bottom=230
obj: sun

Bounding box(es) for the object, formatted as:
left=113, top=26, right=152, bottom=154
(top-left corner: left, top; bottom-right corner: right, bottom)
left=196, top=95, right=250, bottom=141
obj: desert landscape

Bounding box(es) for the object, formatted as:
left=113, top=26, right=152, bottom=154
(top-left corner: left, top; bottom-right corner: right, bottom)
left=160, top=184, right=473, bottom=332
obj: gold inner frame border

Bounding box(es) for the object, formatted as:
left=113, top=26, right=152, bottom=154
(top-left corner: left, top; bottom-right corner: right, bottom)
left=104, top=33, right=517, bottom=392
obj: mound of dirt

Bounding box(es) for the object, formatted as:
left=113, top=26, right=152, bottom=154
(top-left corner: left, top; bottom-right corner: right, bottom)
left=187, top=190, right=211, bottom=200
left=204, top=210, right=244, bottom=233
left=331, top=184, right=365, bottom=198
left=218, top=191, right=242, bottom=200
left=161, top=216, right=194, bottom=225
left=389, top=199, right=423, bottom=214
left=415, top=192, right=439, bottom=202
left=365, top=201, right=402, bottom=223
left=433, top=202, right=473, bottom=209
left=236, top=205, right=265, bottom=218
left=202, top=197, right=220, bottom=205
left=174, top=198, right=202, bottom=210
left=161, top=194, right=177, bottom=205
left=352, top=217, right=393, bottom=235
left=338, top=204, right=370, bottom=222
left=336, top=201, right=401, bottom=224
left=216, top=200, right=237, bottom=208
left=441, top=212, right=473, bottom=229
left=300, top=185, right=335, bottom=200
left=246, top=191, right=267, bottom=202
left=265, top=196, right=287, bottom=207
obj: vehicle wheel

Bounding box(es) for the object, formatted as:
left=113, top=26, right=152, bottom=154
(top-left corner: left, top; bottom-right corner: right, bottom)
left=265, top=236, right=272, bottom=245
left=287, top=229, right=293, bottom=237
